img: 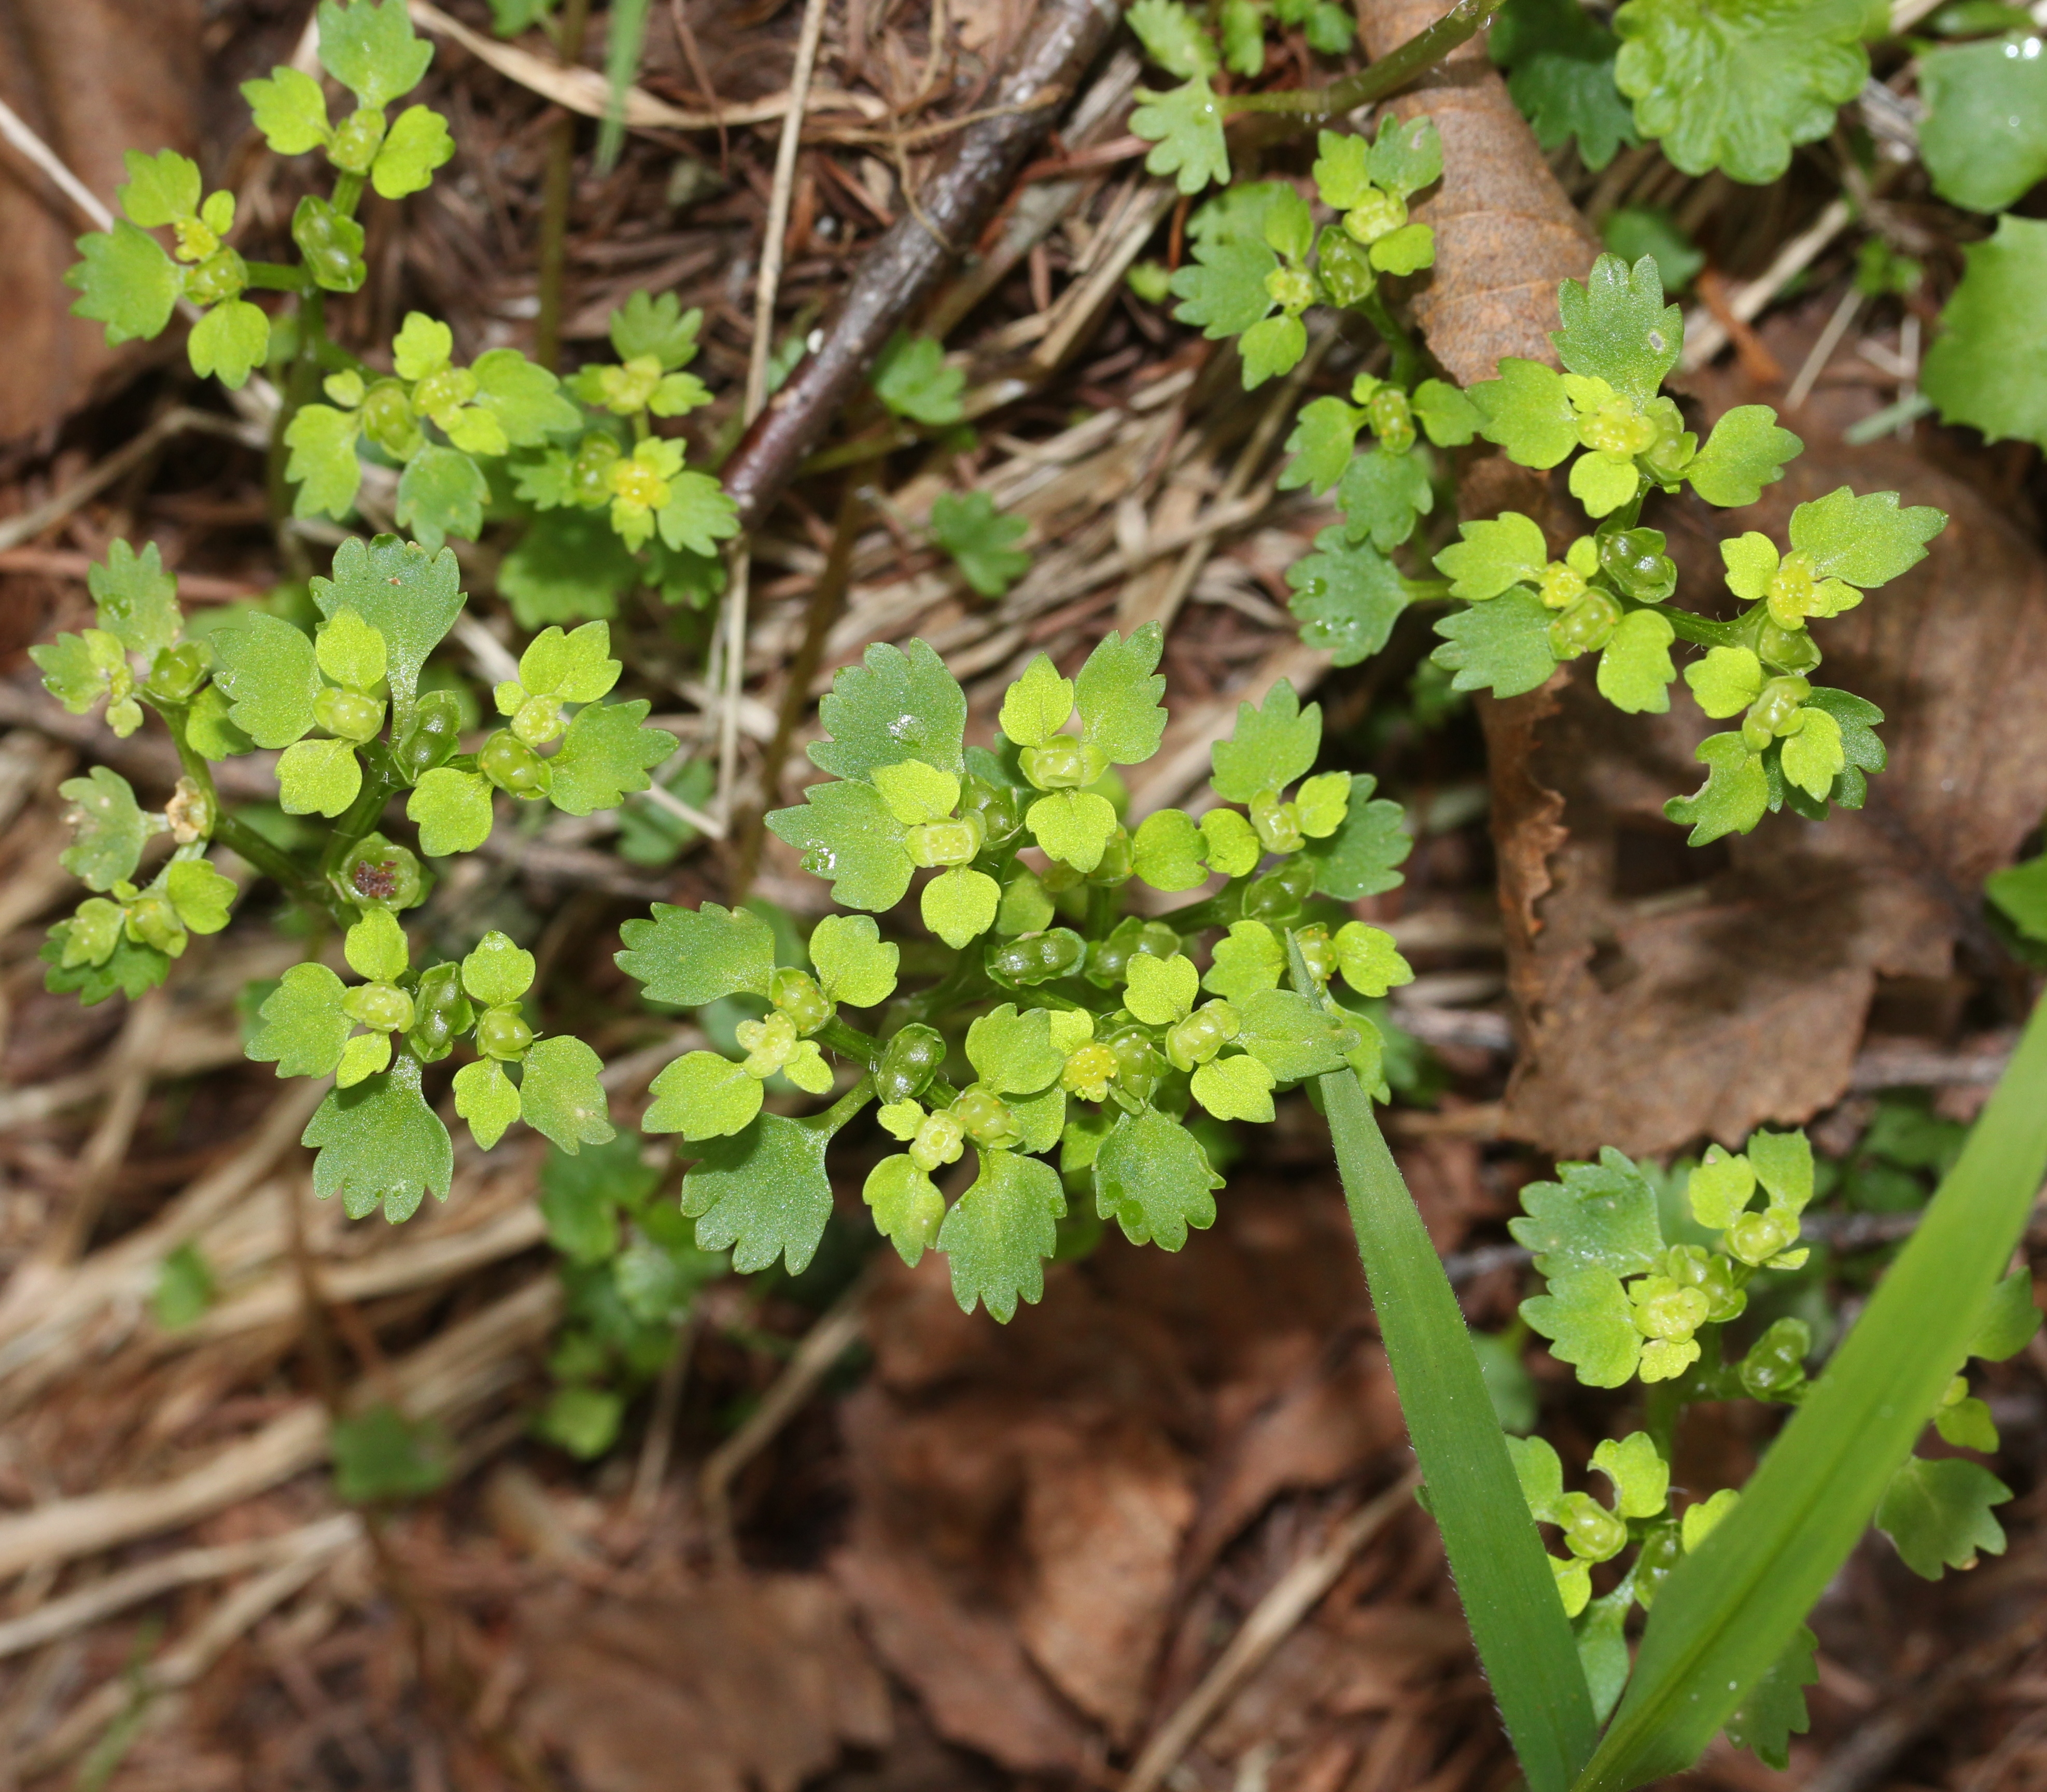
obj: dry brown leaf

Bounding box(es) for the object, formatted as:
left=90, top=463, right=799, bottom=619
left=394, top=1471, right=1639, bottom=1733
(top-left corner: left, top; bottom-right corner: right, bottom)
left=0, top=0, right=206, bottom=446
left=517, top=1575, right=891, bottom=1792
left=1486, top=370, right=2047, bottom=1156
left=1356, top=0, right=1595, bottom=385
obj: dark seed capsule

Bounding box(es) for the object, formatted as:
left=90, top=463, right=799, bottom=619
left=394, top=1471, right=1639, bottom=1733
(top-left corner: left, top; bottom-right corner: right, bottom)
left=1242, top=856, right=1315, bottom=921
left=395, top=689, right=465, bottom=778
left=479, top=730, right=549, bottom=797
left=340, top=833, right=424, bottom=910
left=985, top=927, right=1086, bottom=987
left=874, top=1023, right=946, bottom=1102
left=1597, top=527, right=1677, bottom=604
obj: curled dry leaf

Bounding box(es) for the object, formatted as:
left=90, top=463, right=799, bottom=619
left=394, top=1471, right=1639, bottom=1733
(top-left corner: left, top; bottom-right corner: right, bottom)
left=1355, top=0, right=1597, bottom=385
left=1481, top=351, right=2047, bottom=1156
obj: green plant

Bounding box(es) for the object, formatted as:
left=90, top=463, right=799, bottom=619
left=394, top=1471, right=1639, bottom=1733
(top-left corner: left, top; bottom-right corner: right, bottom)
left=33, top=537, right=679, bottom=1220
left=64, top=0, right=737, bottom=573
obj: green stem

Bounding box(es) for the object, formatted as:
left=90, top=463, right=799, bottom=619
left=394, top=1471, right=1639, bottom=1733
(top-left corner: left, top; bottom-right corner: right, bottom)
left=817, top=1016, right=881, bottom=1068
left=243, top=261, right=312, bottom=293
left=1659, top=607, right=1746, bottom=650
left=331, top=173, right=365, bottom=220
left=816, top=1076, right=876, bottom=1133
left=1226, top=0, right=1505, bottom=120
left=1294, top=933, right=1596, bottom=1792
left=1084, top=881, right=1120, bottom=939
left=1360, top=289, right=1424, bottom=390
left=899, top=958, right=993, bottom=1026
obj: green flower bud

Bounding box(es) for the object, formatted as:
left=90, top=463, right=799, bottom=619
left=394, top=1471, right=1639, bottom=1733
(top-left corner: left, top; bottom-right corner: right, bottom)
left=413, top=363, right=479, bottom=429
left=359, top=379, right=423, bottom=459
left=1597, top=528, right=1677, bottom=603
left=1745, top=675, right=1811, bottom=742
left=124, top=892, right=186, bottom=955
left=395, top=688, right=465, bottom=778
left=327, top=106, right=387, bottom=174
left=905, top=811, right=986, bottom=869
left=1578, top=398, right=1658, bottom=459
left=1629, top=1275, right=1710, bottom=1343
left=1061, top=1041, right=1117, bottom=1101
left=1559, top=1492, right=1628, bottom=1563
left=1018, top=738, right=1107, bottom=791
left=1241, top=857, right=1315, bottom=922
left=1342, top=188, right=1407, bottom=245
left=1737, top=1317, right=1812, bottom=1399
left=314, top=685, right=386, bottom=743
left=183, top=247, right=248, bottom=306
left=146, top=642, right=210, bottom=702
left=479, top=730, right=550, bottom=797
left=1264, top=265, right=1316, bottom=316
left=736, top=1011, right=800, bottom=1077
left=339, top=834, right=424, bottom=909
left=596, top=354, right=663, bottom=415
left=1725, top=1205, right=1800, bottom=1267
left=1088, top=826, right=1133, bottom=886
left=1548, top=590, right=1622, bottom=659
left=986, top=928, right=1087, bottom=987
left=1537, top=562, right=1588, bottom=610
left=501, top=693, right=558, bottom=749
left=1293, top=923, right=1336, bottom=985
left=769, top=966, right=832, bottom=1035
left=1166, top=999, right=1240, bottom=1072
left=874, top=1023, right=947, bottom=1102
left=1764, top=551, right=1819, bottom=629
left=1366, top=385, right=1415, bottom=455
left=1250, top=790, right=1306, bottom=855
left=909, top=1107, right=965, bottom=1173
left=1757, top=620, right=1822, bottom=676
left=476, top=1005, right=534, bottom=1060
left=344, top=979, right=416, bottom=1033
left=570, top=434, right=623, bottom=507
left=1104, top=1026, right=1166, bottom=1104
left=406, top=961, right=473, bottom=1062
left=950, top=1085, right=1017, bottom=1147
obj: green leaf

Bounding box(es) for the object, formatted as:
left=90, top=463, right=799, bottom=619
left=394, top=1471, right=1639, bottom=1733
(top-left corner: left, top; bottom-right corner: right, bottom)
left=470, top=346, right=579, bottom=446
left=67, top=219, right=181, bottom=345
left=767, top=779, right=914, bottom=910
left=315, top=609, right=386, bottom=694
left=656, top=470, right=739, bottom=556
left=310, top=534, right=464, bottom=731
left=1591, top=1432, right=1669, bottom=1519
left=1596, top=608, right=1676, bottom=713
left=41, top=923, right=170, bottom=1006
left=810, top=639, right=966, bottom=781
left=248, top=962, right=352, bottom=1077
left=186, top=685, right=253, bottom=760
left=1339, top=443, right=1434, bottom=553
left=330, top=1404, right=450, bottom=1503
left=1220, top=0, right=1264, bottom=73
left=1302, top=779, right=1410, bottom=899
left=1413, top=378, right=1481, bottom=447
left=1205, top=920, right=1285, bottom=1000
left=1919, top=35, right=2047, bottom=214
left=31, top=629, right=118, bottom=718
left=871, top=331, right=964, bottom=425
left=1788, top=486, right=1946, bottom=590
left=1280, top=396, right=1366, bottom=494
left=1131, top=808, right=1207, bottom=893
left=152, top=1240, right=216, bottom=1330
left=515, top=620, right=615, bottom=703
left=938, top=1149, right=1065, bottom=1321
left=370, top=102, right=453, bottom=198
left=166, top=859, right=235, bottom=934
left=243, top=66, right=331, bottom=154
left=1522, top=1268, right=1641, bottom=1387
left=1240, top=314, right=1307, bottom=388
left=1569, top=449, right=1641, bottom=518
left=1125, top=953, right=1200, bottom=1026
left=545, top=699, right=675, bottom=816
left=1436, top=512, right=1548, bottom=601
left=1368, top=222, right=1435, bottom=276
left=809, top=913, right=898, bottom=1007
left=1026, top=788, right=1118, bottom=873
left=213, top=611, right=319, bottom=747
left=1875, top=1456, right=2011, bottom=1580
left=318, top=0, right=434, bottom=105
left=1723, top=1626, right=1817, bottom=1771
left=909, top=864, right=988, bottom=948
left=864, top=1155, right=945, bottom=1266
left=453, top=1058, right=522, bottom=1149
left=965, top=1003, right=1064, bottom=1095
left=1988, top=852, right=2047, bottom=945
left=90, top=540, right=181, bottom=658
left=498, top=507, right=638, bottom=626
left=1432, top=589, right=1558, bottom=697
left=1924, top=215, right=2047, bottom=452
left=1684, top=404, right=1800, bottom=507
left=278, top=736, right=363, bottom=817
left=1469, top=358, right=1578, bottom=468
left=188, top=299, right=270, bottom=389
left=1075, top=623, right=1167, bottom=765
left=518, top=1035, right=613, bottom=1153
left=1664, top=732, right=1766, bottom=846
left=1491, top=0, right=1637, bottom=170
left=616, top=901, right=776, bottom=1006
left=1580, top=991, right=2047, bottom=1790
left=1512, top=1147, right=1665, bottom=1275
left=609, top=289, right=701, bottom=368
left=284, top=404, right=363, bottom=520
left=1553, top=251, right=1680, bottom=404
left=1237, top=986, right=1354, bottom=1080
left=872, top=758, right=960, bottom=824
left=1211, top=678, right=1320, bottom=802
left=1603, top=203, right=1705, bottom=293
left=303, top=1053, right=453, bottom=1223
left=1780, top=705, right=1844, bottom=799
left=408, top=768, right=493, bottom=856
left=460, top=929, right=534, bottom=1004
left=646, top=1049, right=766, bottom=1139
left=1287, top=529, right=1409, bottom=667
left=1317, top=1059, right=1598, bottom=1792
left=1097, top=1105, right=1220, bottom=1245
left=1127, top=0, right=1219, bottom=76
left=1201, top=807, right=1261, bottom=877
left=1366, top=111, right=1442, bottom=195
left=681, top=1109, right=842, bottom=1274
left=395, top=444, right=486, bottom=550
left=1169, top=232, right=1274, bottom=340
left=58, top=767, right=153, bottom=890
left=1612, top=0, right=1868, bottom=184
left=537, top=1387, right=622, bottom=1458
left=931, top=491, right=1029, bottom=597
left=1132, top=76, right=1230, bottom=195
left=1191, top=1052, right=1278, bottom=1122
left=998, top=654, right=1074, bottom=749
left=116, top=148, right=200, bottom=226
left=1685, top=644, right=1764, bottom=718
left=1968, top=1267, right=2043, bottom=1361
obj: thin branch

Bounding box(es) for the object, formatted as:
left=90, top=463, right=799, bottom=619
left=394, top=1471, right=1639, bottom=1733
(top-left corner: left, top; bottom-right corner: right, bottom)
left=1226, top=0, right=1506, bottom=121
left=0, top=93, right=114, bottom=230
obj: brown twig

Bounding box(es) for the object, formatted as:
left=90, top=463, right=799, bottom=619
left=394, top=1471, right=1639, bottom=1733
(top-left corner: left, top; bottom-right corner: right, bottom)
left=717, top=0, right=1122, bottom=534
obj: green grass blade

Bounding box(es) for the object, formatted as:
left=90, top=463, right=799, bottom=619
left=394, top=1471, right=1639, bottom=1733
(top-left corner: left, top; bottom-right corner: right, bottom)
left=1577, top=988, right=2047, bottom=1791
left=597, top=0, right=651, bottom=169
left=1321, top=1066, right=1600, bottom=1792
